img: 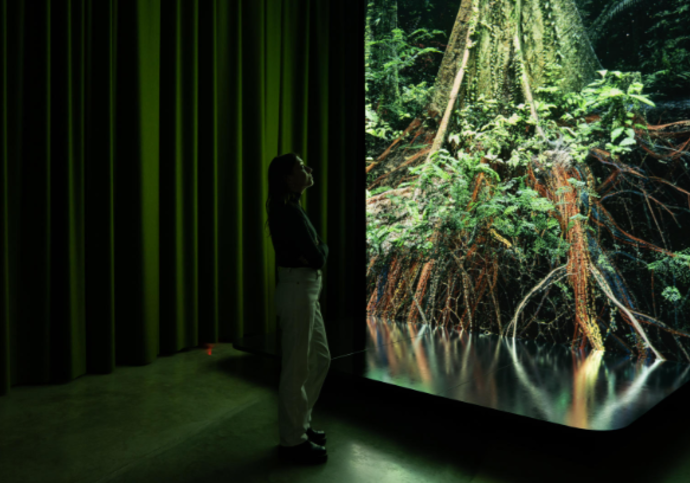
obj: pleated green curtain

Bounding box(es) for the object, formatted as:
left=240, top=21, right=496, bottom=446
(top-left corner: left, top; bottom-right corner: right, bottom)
left=0, top=0, right=363, bottom=397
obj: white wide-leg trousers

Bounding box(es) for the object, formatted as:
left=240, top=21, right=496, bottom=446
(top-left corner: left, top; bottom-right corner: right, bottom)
left=275, top=266, right=331, bottom=447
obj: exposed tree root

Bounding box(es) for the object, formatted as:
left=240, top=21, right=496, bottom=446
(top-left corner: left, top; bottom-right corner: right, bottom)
left=504, top=264, right=568, bottom=339
left=589, top=263, right=665, bottom=361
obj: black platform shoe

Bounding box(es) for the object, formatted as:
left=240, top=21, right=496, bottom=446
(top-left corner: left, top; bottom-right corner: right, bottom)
left=306, top=427, right=327, bottom=446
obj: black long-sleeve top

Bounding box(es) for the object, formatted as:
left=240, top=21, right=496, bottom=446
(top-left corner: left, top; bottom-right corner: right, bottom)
left=268, top=197, right=329, bottom=270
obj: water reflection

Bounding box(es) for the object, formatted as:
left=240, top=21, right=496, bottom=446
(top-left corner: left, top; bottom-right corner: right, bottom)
left=331, top=317, right=690, bottom=430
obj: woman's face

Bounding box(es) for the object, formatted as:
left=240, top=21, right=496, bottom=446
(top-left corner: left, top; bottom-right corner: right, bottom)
left=286, top=156, right=314, bottom=194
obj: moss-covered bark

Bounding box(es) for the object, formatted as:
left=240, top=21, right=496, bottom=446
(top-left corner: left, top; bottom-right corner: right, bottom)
left=430, top=0, right=602, bottom=116
left=428, top=0, right=474, bottom=117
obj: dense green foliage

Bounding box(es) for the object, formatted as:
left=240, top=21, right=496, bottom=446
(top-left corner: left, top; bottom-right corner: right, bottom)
left=365, top=27, right=443, bottom=139
left=366, top=69, right=655, bottom=261
left=365, top=0, right=447, bottom=155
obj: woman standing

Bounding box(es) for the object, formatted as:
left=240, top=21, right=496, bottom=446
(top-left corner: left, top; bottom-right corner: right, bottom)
left=265, top=153, right=331, bottom=464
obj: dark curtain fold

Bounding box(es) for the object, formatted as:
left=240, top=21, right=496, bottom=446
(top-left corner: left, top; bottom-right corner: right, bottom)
left=0, top=0, right=364, bottom=397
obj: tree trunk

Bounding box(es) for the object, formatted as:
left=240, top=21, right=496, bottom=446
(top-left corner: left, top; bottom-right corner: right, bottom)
left=391, top=0, right=400, bottom=102
left=369, top=0, right=602, bottom=179
left=427, top=0, right=475, bottom=118
left=428, top=0, right=602, bottom=118
left=365, top=1, right=374, bottom=97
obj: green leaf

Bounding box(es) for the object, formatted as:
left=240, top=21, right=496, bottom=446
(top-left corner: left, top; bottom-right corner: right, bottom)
left=504, top=205, right=518, bottom=216
left=506, top=113, right=521, bottom=125
left=629, top=94, right=656, bottom=107
left=628, top=82, right=644, bottom=93
left=433, top=164, right=451, bottom=180
left=375, top=226, right=390, bottom=238
left=611, top=127, right=624, bottom=142
left=619, top=137, right=636, bottom=146
left=662, top=286, right=682, bottom=303
left=603, top=87, right=625, bottom=98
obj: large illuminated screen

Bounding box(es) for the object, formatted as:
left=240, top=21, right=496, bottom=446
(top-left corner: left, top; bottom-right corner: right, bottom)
left=365, top=0, right=690, bottom=363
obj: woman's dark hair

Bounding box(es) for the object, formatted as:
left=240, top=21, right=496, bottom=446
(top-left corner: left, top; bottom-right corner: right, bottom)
left=265, top=152, right=302, bottom=238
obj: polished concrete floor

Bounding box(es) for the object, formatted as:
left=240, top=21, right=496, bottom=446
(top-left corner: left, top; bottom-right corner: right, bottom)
left=1, top=342, right=690, bottom=483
